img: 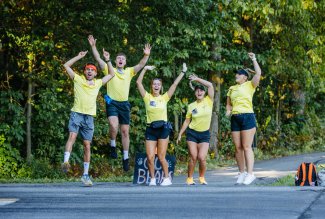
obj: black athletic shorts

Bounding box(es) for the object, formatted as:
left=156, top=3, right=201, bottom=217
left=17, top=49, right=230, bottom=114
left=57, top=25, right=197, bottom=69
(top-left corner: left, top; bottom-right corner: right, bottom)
left=106, top=100, right=131, bottom=125
left=231, top=113, right=256, bottom=131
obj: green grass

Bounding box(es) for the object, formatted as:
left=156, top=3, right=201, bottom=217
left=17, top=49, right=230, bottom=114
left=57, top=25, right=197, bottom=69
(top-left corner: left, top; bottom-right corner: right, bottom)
left=270, top=174, right=295, bottom=186
left=0, top=175, right=133, bottom=184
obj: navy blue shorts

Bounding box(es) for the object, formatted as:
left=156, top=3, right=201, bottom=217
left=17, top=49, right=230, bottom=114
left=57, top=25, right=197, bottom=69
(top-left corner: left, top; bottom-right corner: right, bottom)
left=145, top=126, right=170, bottom=141
left=186, top=128, right=210, bottom=144
left=231, top=113, right=256, bottom=131
left=106, top=100, right=131, bottom=125
left=68, top=112, right=94, bottom=141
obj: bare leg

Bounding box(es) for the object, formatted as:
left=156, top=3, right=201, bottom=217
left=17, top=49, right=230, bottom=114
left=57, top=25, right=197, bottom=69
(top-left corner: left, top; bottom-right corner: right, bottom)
left=108, top=116, right=119, bottom=143
left=187, top=141, right=198, bottom=178
left=120, top=124, right=130, bottom=153
left=197, top=142, right=209, bottom=177
left=232, top=131, right=245, bottom=172
left=157, top=138, right=170, bottom=178
left=83, top=140, right=91, bottom=163
left=146, top=140, right=157, bottom=178
left=241, top=128, right=256, bottom=174
left=65, top=132, right=77, bottom=153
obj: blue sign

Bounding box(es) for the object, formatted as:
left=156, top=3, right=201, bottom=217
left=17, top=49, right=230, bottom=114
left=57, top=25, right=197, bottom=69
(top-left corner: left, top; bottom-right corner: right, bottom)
left=133, top=153, right=176, bottom=185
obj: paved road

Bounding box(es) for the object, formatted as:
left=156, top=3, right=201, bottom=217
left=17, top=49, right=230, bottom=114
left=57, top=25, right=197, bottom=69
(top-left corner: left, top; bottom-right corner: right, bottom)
left=1, top=152, right=325, bottom=219
left=173, top=151, right=325, bottom=186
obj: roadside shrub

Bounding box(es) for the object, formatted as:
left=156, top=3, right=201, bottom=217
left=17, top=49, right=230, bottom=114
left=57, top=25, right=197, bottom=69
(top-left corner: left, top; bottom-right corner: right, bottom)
left=0, top=135, right=22, bottom=178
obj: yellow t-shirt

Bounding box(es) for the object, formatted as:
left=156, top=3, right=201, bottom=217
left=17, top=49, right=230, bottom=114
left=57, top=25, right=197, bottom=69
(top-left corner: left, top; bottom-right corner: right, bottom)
left=186, top=96, right=213, bottom=132
left=227, top=81, right=256, bottom=114
left=103, top=64, right=135, bottom=101
left=143, top=92, right=170, bottom=124
left=71, top=74, right=103, bottom=116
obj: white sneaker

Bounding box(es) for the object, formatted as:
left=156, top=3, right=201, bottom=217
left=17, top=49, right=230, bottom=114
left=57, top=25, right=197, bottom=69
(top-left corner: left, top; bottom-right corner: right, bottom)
left=236, top=172, right=247, bottom=184
left=149, top=178, right=157, bottom=186
left=81, top=174, right=93, bottom=186
left=243, top=173, right=256, bottom=185
left=160, top=177, right=172, bottom=186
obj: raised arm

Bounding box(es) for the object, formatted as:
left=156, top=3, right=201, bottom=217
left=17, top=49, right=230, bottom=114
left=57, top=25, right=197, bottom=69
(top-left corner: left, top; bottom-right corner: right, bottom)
left=226, top=96, right=232, bottom=117
left=88, top=35, right=106, bottom=70
left=101, top=49, right=115, bottom=85
left=248, top=52, right=262, bottom=88
left=136, top=66, right=155, bottom=98
left=167, top=63, right=187, bottom=98
left=103, top=48, right=115, bottom=76
left=189, top=74, right=214, bottom=100
left=177, top=118, right=191, bottom=144
left=133, top=44, right=151, bottom=74
left=63, top=51, right=88, bottom=79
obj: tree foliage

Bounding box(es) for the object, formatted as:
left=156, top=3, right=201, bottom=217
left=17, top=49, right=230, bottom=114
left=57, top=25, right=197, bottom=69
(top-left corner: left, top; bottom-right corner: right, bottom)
left=0, top=0, right=324, bottom=177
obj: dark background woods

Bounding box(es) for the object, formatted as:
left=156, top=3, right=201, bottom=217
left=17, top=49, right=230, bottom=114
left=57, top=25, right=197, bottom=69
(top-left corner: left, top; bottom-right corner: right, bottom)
left=0, top=0, right=324, bottom=179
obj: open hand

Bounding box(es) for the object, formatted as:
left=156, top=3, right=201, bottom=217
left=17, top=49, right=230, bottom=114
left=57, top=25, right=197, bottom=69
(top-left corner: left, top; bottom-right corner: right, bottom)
left=189, top=74, right=198, bottom=81
left=182, top=63, right=187, bottom=73
left=144, top=66, right=155, bottom=71
left=78, top=51, right=88, bottom=58
left=103, top=48, right=110, bottom=61
left=143, top=44, right=151, bottom=56
left=176, top=135, right=182, bottom=144
left=88, top=35, right=96, bottom=47
left=248, top=52, right=256, bottom=60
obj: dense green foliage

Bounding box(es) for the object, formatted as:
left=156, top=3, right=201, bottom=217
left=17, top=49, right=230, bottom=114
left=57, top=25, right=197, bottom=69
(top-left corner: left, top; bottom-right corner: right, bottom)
left=0, top=0, right=324, bottom=178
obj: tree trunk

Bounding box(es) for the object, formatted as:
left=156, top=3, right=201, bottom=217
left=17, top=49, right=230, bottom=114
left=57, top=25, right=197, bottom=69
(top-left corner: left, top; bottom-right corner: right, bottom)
left=209, top=78, right=220, bottom=159
left=26, top=78, right=32, bottom=161
left=208, top=40, right=222, bottom=159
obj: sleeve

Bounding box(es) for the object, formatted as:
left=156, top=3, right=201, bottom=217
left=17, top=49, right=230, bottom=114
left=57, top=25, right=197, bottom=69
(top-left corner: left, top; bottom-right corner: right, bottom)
left=128, top=67, right=136, bottom=77
left=186, top=105, right=192, bottom=119
left=163, top=92, right=170, bottom=102
left=205, top=96, right=213, bottom=107
left=226, top=86, right=233, bottom=97
left=103, top=63, right=108, bottom=76
left=97, top=79, right=103, bottom=88
left=143, top=91, right=149, bottom=103
left=73, top=74, right=82, bottom=83
left=249, top=81, right=256, bottom=93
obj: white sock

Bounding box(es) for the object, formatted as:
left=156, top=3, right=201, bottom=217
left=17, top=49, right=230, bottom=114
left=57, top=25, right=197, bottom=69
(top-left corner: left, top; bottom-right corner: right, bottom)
left=123, top=150, right=129, bottom=160
left=110, top=140, right=116, bottom=147
left=64, top=152, right=70, bottom=163
left=83, top=162, right=90, bottom=175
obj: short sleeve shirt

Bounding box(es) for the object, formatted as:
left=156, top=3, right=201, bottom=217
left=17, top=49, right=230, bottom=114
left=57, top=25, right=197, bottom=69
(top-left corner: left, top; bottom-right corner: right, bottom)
left=227, top=81, right=256, bottom=114
left=103, top=64, right=135, bottom=101
left=186, top=96, right=213, bottom=132
left=143, top=92, right=170, bottom=124
left=71, top=74, right=102, bottom=116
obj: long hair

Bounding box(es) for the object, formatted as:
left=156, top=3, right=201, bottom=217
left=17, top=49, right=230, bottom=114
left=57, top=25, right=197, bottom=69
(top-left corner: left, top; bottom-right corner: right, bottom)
left=150, top=78, right=163, bottom=95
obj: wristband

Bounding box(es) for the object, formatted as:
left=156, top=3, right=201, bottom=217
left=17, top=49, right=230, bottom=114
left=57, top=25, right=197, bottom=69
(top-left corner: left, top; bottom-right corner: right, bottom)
left=106, top=59, right=111, bottom=62
left=144, top=54, right=149, bottom=56
left=181, top=71, right=186, bottom=74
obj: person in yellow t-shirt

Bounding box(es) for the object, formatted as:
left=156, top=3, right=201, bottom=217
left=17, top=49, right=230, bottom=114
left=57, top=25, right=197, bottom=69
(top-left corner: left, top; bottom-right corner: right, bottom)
left=226, top=52, right=262, bottom=185
left=61, top=50, right=115, bottom=186
left=177, top=75, right=214, bottom=185
left=136, top=63, right=187, bottom=186
left=88, top=35, right=151, bottom=172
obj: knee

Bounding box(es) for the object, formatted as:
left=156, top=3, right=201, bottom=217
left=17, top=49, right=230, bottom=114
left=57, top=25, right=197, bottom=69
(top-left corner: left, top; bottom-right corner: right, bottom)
left=243, top=145, right=252, bottom=152
left=235, top=146, right=243, bottom=152
left=109, top=123, right=118, bottom=133
left=147, top=155, right=155, bottom=164
left=198, top=156, right=206, bottom=163
left=157, top=154, right=166, bottom=162
left=190, top=156, right=197, bottom=163
left=83, top=144, right=91, bottom=151
left=121, top=128, right=129, bottom=138
left=68, top=133, right=77, bottom=142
